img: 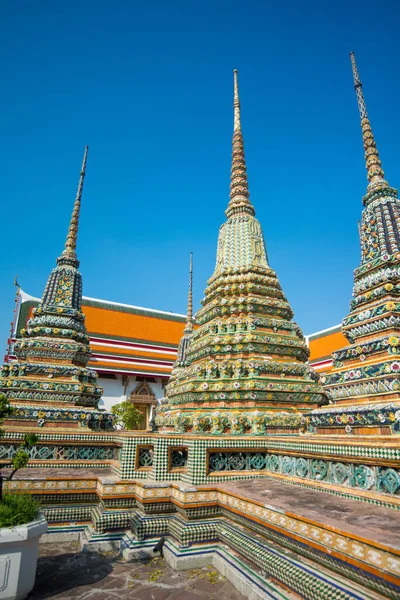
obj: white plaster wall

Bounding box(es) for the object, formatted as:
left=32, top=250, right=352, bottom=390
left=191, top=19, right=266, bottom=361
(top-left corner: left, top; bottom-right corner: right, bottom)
left=97, top=375, right=125, bottom=412
left=97, top=374, right=165, bottom=412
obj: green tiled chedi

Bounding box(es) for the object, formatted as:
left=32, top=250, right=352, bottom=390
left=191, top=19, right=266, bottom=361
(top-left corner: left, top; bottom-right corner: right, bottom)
left=156, top=71, right=327, bottom=435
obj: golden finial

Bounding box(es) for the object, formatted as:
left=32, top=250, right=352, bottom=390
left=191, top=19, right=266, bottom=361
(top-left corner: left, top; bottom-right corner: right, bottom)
left=62, top=146, right=89, bottom=259
left=226, top=70, right=255, bottom=219
left=350, top=52, right=386, bottom=189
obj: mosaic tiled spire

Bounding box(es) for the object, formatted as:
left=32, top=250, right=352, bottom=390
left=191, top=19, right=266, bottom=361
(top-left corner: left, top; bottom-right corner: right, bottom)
left=41, top=146, right=87, bottom=308
left=156, top=71, right=326, bottom=436
left=309, top=54, right=400, bottom=435
left=61, top=145, right=88, bottom=263
left=225, top=70, right=255, bottom=219
left=350, top=53, right=387, bottom=194
left=175, top=253, right=194, bottom=365
left=0, top=147, right=103, bottom=411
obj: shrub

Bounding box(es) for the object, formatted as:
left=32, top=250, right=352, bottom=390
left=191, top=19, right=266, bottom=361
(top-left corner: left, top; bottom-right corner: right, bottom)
left=111, top=401, right=144, bottom=430
left=0, top=393, right=40, bottom=521
left=0, top=494, right=40, bottom=528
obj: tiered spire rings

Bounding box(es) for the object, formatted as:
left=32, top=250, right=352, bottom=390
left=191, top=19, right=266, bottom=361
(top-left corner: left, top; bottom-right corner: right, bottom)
left=61, top=146, right=88, bottom=264
left=156, top=70, right=326, bottom=436
left=184, top=252, right=194, bottom=334
left=350, top=52, right=388, bottom=194
left=0, top=146, right=104, bottom=413
left=308, top=53, right=400, bottom=434
left=226, top=70, right=255, bottom=219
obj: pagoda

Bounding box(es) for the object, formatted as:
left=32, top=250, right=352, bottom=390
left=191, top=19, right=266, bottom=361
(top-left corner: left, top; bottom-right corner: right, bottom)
left=309, top=53, right=400, bottom=435
left=0, top=147, right=113, bottom=430
left=156, top=71, right=327, bottom=436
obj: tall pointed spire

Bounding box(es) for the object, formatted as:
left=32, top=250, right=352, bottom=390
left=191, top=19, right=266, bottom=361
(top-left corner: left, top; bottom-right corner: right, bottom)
left=185, top=252, right=193, bottom=332
left=156, top=70, right=326, bottom=437
left=309, top=53, right=400, bottom=434
left=0, top=146, right=106, bottom=418
left=226, top=70, right=255, bottom=219
left=350, top=52, right=387, bottom=193
left=61, top=146, right=88, bottom=263
left=41, top=146, right=90, bottom=309
left=175, top=253, right=195, bottom=365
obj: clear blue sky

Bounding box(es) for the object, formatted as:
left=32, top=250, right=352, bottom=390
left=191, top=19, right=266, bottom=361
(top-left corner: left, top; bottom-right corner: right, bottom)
left=1, top=0, right=399, bottom=349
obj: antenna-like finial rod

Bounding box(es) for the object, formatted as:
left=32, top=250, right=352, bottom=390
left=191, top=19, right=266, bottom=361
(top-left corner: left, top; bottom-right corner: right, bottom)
left=350, top=52, right=367, bottom=120
left=233, top=69, right=241, bottom=132
left=349, top=52, right=385, bottom=186
left=63, top=146, right=89, bottom=258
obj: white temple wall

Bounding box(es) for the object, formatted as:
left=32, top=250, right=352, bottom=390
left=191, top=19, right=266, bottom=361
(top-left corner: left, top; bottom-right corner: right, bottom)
left=97, top=376, right=125, bottom=411
left=97, top=374, right=165, bottom=412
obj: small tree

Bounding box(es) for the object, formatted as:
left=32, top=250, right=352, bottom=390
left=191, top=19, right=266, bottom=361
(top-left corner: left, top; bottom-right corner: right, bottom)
left=0, top=393, right=39, bottom=501
left=111, top=401, right=144, bottom=430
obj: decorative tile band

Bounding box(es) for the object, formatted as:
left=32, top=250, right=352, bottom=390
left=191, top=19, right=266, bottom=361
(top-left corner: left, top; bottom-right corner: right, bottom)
left=7, top=404, right=115, bottom=429
left=308, top=400, right=400, bottom=433
left=0, top=443, right=118, bottom=462
left=208, top=450, right=400, bottom=495
left=222, top=508, right=399, bottom=599
left=216, top=492, right=400, bottom=582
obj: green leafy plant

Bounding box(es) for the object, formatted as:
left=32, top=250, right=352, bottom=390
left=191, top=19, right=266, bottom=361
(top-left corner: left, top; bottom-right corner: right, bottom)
left=111, top=401, right=144, bottom=430
left=0, top=494, right=40, bottom=528
left=0, top=393, right=39, bottom=521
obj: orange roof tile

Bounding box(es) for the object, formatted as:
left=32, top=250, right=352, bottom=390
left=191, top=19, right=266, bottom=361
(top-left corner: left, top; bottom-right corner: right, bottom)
left=13, top=290, right=350, bottom=379
left=83, top=304, right=184, bottom=346
left=309, top=329, right=349, bottom=362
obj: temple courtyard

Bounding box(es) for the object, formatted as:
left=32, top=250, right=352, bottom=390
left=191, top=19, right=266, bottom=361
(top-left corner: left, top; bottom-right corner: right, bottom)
left=29, top=541, right=247, bottom=600
left=1, top=47, right=400, bottom=600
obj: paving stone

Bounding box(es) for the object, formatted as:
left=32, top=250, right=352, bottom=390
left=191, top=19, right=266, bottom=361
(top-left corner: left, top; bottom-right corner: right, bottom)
left=169, top=593, right=203, bottom=600
left=112, top=562, right=132, bottom=574
left=28, top=543, right=244, bottom=600
left=127, top=587, right=173, bottom=600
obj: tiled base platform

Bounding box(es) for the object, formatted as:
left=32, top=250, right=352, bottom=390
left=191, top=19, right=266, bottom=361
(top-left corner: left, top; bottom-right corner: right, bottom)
left=3, top=431, right=400, bottom=504
left=9, top=468, right=400, bottom=600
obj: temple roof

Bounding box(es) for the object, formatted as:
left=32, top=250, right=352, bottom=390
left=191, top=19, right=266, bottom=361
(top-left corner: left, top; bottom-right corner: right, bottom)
left=9, top=289, right=188, bottom=378
left=307, top=325, right=349, bottom=372
left=7, top=289, right=348, bottom=379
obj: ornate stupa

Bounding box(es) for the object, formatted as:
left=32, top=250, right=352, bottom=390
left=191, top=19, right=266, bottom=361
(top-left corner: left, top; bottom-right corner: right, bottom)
left=156, top=71, right=327, bottom=435
left=0, top=148, right=112, bottom=430
left=309, top=53, right=400, bottom=435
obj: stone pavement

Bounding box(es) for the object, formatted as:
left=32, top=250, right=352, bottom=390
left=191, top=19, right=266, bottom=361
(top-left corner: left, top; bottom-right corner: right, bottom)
left=28, top=541, right=247, bottom=600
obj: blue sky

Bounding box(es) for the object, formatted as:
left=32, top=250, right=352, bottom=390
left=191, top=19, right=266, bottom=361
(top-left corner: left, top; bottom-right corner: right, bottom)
left=1, top=0, right=399, bottom=348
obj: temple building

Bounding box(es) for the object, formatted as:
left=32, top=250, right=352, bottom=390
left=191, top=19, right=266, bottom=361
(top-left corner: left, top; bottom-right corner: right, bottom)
left=5, top=288, right=187, bottom=411
left=4, top=290, right=347, bottom=409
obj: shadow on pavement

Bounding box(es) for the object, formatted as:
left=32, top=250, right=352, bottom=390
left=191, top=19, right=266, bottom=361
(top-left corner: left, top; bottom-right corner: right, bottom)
left=28, top=551, right=114, bottom=599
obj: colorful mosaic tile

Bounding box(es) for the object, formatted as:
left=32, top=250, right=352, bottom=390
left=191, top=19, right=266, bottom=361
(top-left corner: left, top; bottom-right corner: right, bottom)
left=309, top=54, right=400, bottom=433
left=156, top=70, right=327, bottom=436
left=0, top=148, right=113, bottom=428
